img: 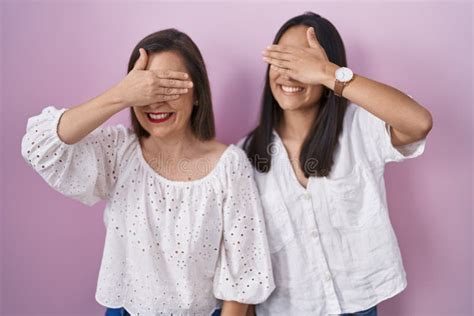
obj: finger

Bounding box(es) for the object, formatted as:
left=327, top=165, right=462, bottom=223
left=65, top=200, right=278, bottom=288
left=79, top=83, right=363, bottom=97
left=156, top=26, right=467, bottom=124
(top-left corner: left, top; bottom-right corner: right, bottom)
left=154, top=94, right=181, bottom=102
left=157, top=78, right=194, bottom=89
left=306, top=27, right=321, bottom=49
left=270, top=64, right=287, bottom=74
left=133, top=48, right=148, bottom=71
left=263, top=56, right=290, bottom=69
left=262, top=49, right=294, bottom=62
left=266, top=44, right=295, bottom=54
left=270, top=65, right=296, bottom=79
left=155, top=87, right=189, bottom=95
left=152, top=69, right=190, bottom=80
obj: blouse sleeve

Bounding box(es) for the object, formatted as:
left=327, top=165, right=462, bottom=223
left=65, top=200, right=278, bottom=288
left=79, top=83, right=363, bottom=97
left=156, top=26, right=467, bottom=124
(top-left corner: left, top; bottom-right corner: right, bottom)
left=354, top=96, right=427, bottom=164
left=20, top=106, right=134, bottom=206
left=213, top=147, right=275, bottom=304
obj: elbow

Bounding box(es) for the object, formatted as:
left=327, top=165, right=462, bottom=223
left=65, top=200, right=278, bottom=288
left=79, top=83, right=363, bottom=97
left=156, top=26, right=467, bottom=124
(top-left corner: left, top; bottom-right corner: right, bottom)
left=419, top=109, right=433, bottom=138
left=413, top=108, right=433, bottom=140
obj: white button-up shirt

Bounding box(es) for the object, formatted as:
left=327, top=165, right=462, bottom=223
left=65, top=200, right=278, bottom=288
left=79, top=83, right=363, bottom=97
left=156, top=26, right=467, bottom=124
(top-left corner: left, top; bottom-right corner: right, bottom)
left=239, top=103, right=426, bottom=315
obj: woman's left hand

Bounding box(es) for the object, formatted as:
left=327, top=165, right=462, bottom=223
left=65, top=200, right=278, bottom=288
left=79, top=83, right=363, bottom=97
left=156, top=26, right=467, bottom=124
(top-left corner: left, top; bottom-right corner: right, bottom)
left=262, top=27, right=331, bottom=85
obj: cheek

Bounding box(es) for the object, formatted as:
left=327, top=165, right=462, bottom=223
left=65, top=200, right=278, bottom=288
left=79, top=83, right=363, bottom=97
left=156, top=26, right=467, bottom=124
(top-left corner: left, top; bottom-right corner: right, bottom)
left=173, top=88, right=193, bottom=107
left=269, top=72, right=279, bottom=95
left=170, top=97, right=194, bottom=121
left=133, top=107, right=146, bottom=122
left=306, top=85, right=325, bottom=103
left=268, top=69, right=278, bottom=85
left=133, top=108, right=150, bottom=129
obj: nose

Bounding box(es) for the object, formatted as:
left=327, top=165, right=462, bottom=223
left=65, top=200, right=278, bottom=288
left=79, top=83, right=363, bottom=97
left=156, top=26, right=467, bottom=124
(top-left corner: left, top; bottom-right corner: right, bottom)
left=276, top=74, right=307, bottom=88
left=146, top=102, right=167, bottom=111
left=278, top=78, right=298, bottom=86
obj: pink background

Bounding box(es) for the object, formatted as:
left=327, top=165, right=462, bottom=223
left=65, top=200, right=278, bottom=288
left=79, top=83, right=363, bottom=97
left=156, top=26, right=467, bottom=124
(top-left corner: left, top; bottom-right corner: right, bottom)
left=1, top=1, right=472, bottom=316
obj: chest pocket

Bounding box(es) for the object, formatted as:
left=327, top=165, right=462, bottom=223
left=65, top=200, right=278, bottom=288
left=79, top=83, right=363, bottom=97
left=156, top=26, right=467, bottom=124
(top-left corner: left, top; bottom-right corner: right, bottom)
left=260, top=194, right=295, bottom=253
left=324, top=165, right=383, bottom=229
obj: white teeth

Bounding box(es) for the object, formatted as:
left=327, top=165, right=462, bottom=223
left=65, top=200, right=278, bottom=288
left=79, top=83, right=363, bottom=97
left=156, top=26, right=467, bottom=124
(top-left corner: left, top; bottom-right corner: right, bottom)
left=281, top=85, right=304, bottom=93
left=149, top=113, right=171, bottom=120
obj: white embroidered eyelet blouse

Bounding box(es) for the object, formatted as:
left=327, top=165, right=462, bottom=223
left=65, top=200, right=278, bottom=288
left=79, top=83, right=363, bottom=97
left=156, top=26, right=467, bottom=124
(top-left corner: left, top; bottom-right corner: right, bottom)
left=238, top=102, right=427, bottom=315
left=21, top=106, right=275, bottom=316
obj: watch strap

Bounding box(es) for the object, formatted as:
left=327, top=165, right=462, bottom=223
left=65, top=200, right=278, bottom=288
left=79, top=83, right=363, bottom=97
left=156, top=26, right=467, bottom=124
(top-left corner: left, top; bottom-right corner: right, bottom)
left=334, top=80, right=346, bottom=97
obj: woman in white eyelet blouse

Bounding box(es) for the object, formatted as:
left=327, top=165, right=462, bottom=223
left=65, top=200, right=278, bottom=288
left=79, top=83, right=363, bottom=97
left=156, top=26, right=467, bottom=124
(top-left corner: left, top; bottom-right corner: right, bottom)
left=239, top=13, right=432, bottom=316
left=21, top=29, right=274, bottom=316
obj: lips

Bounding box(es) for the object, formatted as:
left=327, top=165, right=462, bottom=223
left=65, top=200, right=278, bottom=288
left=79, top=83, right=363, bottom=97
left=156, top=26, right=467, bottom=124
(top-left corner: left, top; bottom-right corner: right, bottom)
left=279, top=84, right=306, bottom=95
left=146, top=112, right=174, bottom=123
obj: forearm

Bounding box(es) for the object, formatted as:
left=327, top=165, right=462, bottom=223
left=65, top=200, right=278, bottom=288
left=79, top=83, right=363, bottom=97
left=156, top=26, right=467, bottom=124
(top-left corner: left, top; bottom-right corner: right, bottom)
left=322, top=62, right=433, bottom=142
left=58, top=86, right=127, bottom=144
left=221, top=301, right=249, bottom=316
left=246, top=305, right=255, bottom=316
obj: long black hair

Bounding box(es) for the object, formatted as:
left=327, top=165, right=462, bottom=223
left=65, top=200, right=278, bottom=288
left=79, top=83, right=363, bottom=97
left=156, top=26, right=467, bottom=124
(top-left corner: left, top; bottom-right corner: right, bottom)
left=243, top=12, right=349, bottom=177
left=127, top=28, right=215, bottom=140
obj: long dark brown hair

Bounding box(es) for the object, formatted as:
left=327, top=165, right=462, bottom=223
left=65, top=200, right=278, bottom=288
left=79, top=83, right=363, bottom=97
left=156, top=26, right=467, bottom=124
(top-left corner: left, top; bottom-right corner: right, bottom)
left=243, top=12, right=348, bottom=177
left=127, top=28, right=215, bottom=140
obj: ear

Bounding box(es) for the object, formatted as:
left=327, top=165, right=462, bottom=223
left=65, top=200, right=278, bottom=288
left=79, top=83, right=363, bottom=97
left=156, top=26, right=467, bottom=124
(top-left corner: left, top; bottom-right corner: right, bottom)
left=306, top=27, right=320, bottom=48
left=133, top=48, right=148, bottom=70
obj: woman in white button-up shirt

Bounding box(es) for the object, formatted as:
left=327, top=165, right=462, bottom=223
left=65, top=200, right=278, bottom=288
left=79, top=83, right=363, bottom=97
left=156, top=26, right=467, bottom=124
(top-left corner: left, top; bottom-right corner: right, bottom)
left=240, top=12, right=432, bottom=316
left=21, top=29, right=275, bottom=316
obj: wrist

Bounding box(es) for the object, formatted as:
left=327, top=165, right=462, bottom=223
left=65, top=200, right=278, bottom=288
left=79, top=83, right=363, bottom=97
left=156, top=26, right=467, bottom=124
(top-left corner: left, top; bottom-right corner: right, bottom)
left=321, top=62, right=339, bottom=89
left=103, top=86, right=129, bottom=111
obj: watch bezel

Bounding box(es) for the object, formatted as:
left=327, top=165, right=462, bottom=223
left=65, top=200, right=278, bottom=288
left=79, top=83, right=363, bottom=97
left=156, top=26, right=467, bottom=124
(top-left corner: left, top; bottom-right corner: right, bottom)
left=335, top=67, right=353, bottom=83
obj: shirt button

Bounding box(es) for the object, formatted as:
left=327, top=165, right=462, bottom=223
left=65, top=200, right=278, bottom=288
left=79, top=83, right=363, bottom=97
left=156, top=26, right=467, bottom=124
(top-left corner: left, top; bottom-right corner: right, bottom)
left=325, top=272, right=332, bottom=282
left=303, top=192, right=311, bottom=200
left=311, top=230, right=318, bottom=239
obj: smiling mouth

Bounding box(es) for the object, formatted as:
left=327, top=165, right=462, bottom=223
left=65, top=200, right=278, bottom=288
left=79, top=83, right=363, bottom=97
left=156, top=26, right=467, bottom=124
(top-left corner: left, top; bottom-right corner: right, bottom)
left=146, top=112, right=175, bottom=123
left=279, top=84, right=306, bottom=95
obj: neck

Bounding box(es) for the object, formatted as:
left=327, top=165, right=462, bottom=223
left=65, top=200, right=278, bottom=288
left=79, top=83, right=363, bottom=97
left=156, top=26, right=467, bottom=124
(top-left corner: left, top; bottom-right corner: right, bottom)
left=143, top=126, right=198, bottom=160
left=278, top=105, right=319, bottom=142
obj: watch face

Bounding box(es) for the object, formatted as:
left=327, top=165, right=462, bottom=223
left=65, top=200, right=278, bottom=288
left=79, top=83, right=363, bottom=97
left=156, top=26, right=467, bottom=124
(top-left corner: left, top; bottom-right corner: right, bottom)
left=335, top=67, right=353, bottom=82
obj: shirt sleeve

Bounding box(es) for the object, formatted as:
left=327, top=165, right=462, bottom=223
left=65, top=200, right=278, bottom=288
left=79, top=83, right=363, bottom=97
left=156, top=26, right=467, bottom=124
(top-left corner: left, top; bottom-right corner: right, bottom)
left=20, top=106, right=134, bottom=206
left=354, top=98, right=427, bottom=164
left=213, top=147, right=275, bottom=304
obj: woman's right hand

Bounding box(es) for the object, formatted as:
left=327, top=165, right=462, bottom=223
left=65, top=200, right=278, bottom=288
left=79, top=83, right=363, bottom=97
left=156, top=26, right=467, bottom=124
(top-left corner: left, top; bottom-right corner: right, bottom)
left=112, top=48, right=194, bottom=108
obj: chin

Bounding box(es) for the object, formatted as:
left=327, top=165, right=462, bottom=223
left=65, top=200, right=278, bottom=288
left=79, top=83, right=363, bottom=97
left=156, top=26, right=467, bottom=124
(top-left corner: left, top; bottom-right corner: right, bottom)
left=145, top=126, right=172, bottom=138
left=276, top=99, right=308, bottom=111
